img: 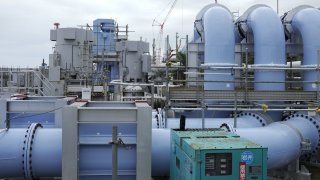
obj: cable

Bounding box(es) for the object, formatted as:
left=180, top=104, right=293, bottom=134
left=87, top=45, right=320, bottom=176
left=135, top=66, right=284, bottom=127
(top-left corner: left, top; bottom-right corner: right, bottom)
left=4, top=106, right=65, bottom=129
left=11, top=106, right=64, bottom=120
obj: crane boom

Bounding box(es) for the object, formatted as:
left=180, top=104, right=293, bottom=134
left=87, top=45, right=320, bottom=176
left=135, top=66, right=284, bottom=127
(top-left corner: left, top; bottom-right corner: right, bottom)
left=162, top=0, right=178, bottom=28
left=152, top=0, right=178, bottom=63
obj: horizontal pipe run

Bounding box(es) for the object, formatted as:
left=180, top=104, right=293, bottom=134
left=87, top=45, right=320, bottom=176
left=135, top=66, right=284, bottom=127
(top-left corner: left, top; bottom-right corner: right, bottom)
left=171, top=108, right=317, bottom=111
left=152, top=117, right=266, bottom=129
left=0, top=113, right=319, bottom=178
left=153, top=113, right=320, bottom=174
left=163, top=79, right=319, bottom=83
left=235, top=124, right=302, bottom=169
left=153, top=66, right=319, bottom=70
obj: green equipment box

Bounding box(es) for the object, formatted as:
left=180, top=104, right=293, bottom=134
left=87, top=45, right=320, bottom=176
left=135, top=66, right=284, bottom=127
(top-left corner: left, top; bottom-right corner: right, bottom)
left=170, top=129, right=267, bottom=180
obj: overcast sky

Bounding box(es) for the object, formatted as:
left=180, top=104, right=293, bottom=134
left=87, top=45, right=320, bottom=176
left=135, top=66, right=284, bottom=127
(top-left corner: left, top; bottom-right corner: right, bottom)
left=0, top=0, right=319, bottom=67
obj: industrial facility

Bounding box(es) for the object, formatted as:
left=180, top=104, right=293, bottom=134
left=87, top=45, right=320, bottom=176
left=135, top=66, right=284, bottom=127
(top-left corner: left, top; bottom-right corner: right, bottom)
left=1, top=1, right=320, bottom=180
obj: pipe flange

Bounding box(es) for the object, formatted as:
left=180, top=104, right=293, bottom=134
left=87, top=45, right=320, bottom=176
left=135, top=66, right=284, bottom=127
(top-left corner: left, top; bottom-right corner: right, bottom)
left=220, top=123, right=236, bottom=133
left=285, top=113, right=320, bottom=155
left=22, top=123, right=43, bottom=180
left=237, top=111, right=273, bottom=127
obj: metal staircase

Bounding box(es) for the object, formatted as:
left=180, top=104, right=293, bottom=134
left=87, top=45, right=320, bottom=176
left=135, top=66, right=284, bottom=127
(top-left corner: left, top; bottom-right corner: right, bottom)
left=0, top=68, right=56, bottom=96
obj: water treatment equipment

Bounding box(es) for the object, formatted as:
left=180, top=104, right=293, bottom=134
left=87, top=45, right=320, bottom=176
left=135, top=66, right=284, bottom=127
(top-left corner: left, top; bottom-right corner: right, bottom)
left=170, top=129, right=267, bottom=180
left=93, top=19, right=119, bottom=88
left=49, top=26, right=94, bottom=96
left=1, top=2, right=320, bottom=180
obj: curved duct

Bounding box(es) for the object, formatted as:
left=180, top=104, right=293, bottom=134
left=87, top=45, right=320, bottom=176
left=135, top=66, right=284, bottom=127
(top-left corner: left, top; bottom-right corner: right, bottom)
left=203, top=4, right=235, bottom=91
left=236, top=5, right=286, bottom=91
left=193, top=3, right=231, bottom=42
left=282, top=6, right=320, bottom=91
left=193, top=4, right=214, bottom=42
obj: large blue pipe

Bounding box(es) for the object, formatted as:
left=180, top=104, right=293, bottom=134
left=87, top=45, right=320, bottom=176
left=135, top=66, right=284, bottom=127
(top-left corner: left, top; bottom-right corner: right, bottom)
left=0, top=111, right=267, bottom=178
left=203, top=4, right=235, bottom=90
left=284, top=6, right=320, bottom=91
left=235, top=115, right=320, bottom=168
left=237, top=5, right=286, bottom=91
left=0, top=128, right=61, bottom=178
left=152, top=113, right=320, bottom=175
left=0, top=113, right=319, bottom=178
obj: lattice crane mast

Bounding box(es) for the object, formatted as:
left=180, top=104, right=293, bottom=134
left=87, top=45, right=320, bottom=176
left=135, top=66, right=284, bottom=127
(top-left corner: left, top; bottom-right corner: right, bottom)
left=152, top=0, right=178, bottom=62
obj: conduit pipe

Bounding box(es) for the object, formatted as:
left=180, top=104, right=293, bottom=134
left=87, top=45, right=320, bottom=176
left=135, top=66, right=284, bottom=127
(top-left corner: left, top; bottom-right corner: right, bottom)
left=193, top=4, right=215, bottom=42
left=153, top=113, right=320, bottom=175
left=0, top=113, right=319, bottom=178
left=203, top=4, right=235, bottom=90
left=236, top=5, right=286, bottom=91
left=152, top=111, right=271, bottom=129
left=282, top=6, right=320, bottom=91
left=0, top=126, right=61, bottom=179
left=0, top=111, right=269, bottom=178
left=232, top=113, right=320, bottom=169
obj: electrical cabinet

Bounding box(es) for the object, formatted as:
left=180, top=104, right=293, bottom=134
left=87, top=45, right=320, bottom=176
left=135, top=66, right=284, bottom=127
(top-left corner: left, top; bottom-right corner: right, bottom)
left=170, top=129, right=267, bottom=180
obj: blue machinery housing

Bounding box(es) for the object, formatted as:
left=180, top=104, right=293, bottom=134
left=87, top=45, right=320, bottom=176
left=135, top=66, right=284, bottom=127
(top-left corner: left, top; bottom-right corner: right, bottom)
left=1, top=3, right=320, bottom=180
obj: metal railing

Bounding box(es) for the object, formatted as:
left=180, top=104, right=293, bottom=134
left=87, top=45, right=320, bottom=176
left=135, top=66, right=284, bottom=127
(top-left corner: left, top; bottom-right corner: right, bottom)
left=0, top=68, right=56, bottom=96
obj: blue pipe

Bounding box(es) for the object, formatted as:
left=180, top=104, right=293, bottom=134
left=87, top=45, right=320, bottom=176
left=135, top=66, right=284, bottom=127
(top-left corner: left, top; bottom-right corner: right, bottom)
left=152, top=112, right=270, bottom=129
left=0, top=127, right=61, bottom=179
left=237, top=5, right=286, bottom=91
left=0, top=129, right=26, bottom=178
left=31, top=129, right=62, bottom=177
left=0, top=112, right=269, bottom=178
left=235, top=114, right=320, bottom=169
left=152, top=113, right=320, bottom=175
left=203, top=5, right=235, bottom=90
left=0, top=113, right=319, bottom=178
left=285, top=7, right=320, bottom=91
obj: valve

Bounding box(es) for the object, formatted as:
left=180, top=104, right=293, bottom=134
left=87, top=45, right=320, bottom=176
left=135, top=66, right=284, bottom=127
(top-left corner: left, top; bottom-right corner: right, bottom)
left=261, top=104, right=269, bottom=112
